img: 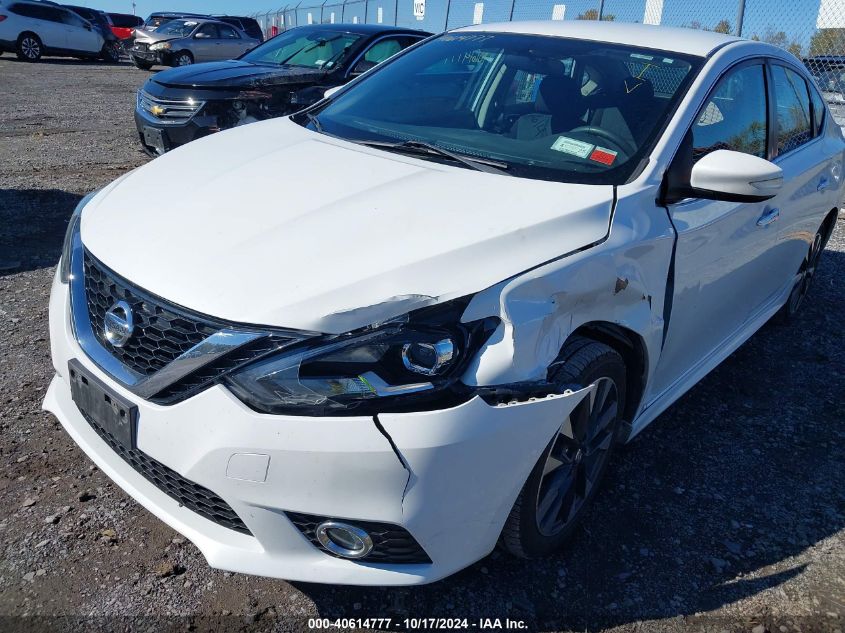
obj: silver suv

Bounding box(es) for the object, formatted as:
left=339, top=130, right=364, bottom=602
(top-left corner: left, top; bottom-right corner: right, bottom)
left=129, top=18, right=259, bottom=70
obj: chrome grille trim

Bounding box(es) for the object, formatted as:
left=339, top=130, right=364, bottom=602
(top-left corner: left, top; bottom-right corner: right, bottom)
left=136, top=91, right=205, bottom=125
left=67, top=227, right=314, bottom=403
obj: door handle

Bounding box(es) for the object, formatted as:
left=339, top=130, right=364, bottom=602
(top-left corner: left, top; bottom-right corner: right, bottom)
left=818, top=177, right=830, bottom=192
left=757, top=208, right=780, bottom=227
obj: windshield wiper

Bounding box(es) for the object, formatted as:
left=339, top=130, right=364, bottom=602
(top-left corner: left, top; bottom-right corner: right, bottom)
left=305, top=112, right=323, bottom=133
left=359, top=140, right=511, bottom=176
left=278, top=35, right=343, bottom=66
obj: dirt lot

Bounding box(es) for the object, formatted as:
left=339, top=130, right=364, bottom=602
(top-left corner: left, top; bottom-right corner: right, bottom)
left=0, top=55, right=844, bottom=633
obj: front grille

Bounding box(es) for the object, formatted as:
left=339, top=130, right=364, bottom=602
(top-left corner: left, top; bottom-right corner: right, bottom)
left=84, top=251, right=221, bottom=377
left=137, top=90, right=204, bottom=124
left=286, top=511, right=432, bottom=564
left=80, top=408, right=251, bottom=535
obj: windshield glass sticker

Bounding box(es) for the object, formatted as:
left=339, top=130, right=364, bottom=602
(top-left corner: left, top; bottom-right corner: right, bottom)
left=590, top=146, right=618, bottom=165
left=551, top=136, right=594, bottom=158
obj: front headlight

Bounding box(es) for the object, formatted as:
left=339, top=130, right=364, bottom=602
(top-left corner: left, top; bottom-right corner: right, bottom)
left=224, top=299, right=498, bottom=416
left=149, top=41, right=171, bottom=51
left=60, top=191, right=97, bottom=284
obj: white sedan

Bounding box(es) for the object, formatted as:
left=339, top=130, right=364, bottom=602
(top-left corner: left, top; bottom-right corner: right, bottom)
left=45, top=20, right=842, bottom=585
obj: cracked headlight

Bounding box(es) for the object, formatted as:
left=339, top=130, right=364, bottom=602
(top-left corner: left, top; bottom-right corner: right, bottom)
left=60, top=191, right=97, bottom=284
left=224, top=299, right=498, bottom=416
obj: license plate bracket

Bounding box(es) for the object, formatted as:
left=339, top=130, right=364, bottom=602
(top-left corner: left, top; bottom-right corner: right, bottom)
left=142, top=126, right=166, bottom=155
left=68, top=359, right=138, bottom=451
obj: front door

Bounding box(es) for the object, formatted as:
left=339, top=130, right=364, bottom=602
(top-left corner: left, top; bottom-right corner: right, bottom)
left=650, top=61, right=784, bottom=397
left=61, top=9, right=100, bottom=53
left=191, top=23, right=219, bottom=62
left=216, top=23, right=248, bottom=58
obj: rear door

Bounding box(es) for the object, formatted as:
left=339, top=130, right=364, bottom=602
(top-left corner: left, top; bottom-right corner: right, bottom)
left=767, top=63, right=842, bottom=287
left=216, top=23, right=249, bottom=57
left=59, top=8, right=100, bottom=53
left=650, top=61, right=784, bottom=396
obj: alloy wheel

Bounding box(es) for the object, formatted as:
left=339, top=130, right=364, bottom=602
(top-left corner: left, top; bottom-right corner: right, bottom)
left=535, top=377, right=619, bottom=537
left=175, top=54, right=192, bottom=66
left=787, top=232, right=823, bottom=314
left=21, top=37, right=40, bottom=60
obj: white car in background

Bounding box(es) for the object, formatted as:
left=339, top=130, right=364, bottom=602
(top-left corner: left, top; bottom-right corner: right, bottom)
left=45, top=21, right=841, bottom=585
left=0, top=0, right=105, bottom=61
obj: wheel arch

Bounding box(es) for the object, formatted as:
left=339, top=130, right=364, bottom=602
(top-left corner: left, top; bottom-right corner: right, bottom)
left=821, top=207, right=839, bottom=249
left=17, top=31, right=40, bottom=44
left=568, top=322, right=648, bottom=422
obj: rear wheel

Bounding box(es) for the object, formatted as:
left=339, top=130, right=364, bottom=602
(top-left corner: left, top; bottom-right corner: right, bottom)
left=778, top=225, right=826, bottom=323
left=173, top=51, right=193, bottom=66
left=16, top=33, right=42, bottom=62
left=501, top=337, right=626, bottom=558
left=101, top=41, right=121, bottom=63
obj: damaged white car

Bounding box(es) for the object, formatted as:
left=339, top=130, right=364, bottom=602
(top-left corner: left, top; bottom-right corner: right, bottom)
left=45, top=20, right=842, bottom=585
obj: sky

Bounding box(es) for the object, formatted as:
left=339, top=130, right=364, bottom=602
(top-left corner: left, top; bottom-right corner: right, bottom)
left=68, top=0, right=836, bottom=52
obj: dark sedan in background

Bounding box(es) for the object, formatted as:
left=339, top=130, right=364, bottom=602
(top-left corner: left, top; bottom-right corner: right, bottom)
left=134, top=23, right=429, bottom=155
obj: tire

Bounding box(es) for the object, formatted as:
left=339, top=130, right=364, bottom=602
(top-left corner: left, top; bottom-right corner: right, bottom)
left=501, top=336, right=627, bottom=559
left=777, top=223, right=827, bottom=323
left=132, top=57, right=153, bottom=70
left=173, top=51, right=193, bottom=66
left=16, top=33, right=42, bottom=62
left=101, top=42, right=120, bottom=63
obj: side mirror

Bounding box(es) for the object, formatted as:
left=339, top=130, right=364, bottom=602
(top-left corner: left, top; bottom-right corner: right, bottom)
left=194, top=32, right=210, bottom=39
left=84, top=23, right=92, bottom=31
left=665, top=149, right=783, bottom=204
left=323, top=85, right=342, bottom=99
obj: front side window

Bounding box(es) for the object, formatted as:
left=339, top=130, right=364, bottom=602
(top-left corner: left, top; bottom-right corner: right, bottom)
left=772, top=65, right=812, bottom=154
left=241, top=29, right=363, bottom=69
left=692, top=64, right=767, bottom=161
left=303, top=33, right=700, bottom=184
left=194, top=23, right=219, bottom=39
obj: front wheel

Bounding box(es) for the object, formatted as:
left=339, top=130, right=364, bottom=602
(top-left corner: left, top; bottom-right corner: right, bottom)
left=132, top=57, right=153, bottom=70
left=501, top=337, right=626, bottom=558
left=16, top=34, right=42, bottom=61
left=172, top=51, right=193, bottom=66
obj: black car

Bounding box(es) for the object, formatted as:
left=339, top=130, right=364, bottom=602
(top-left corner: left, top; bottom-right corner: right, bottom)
left=214, top=15, right=264, bottom=42
left=134, top=23, right=429, bottom=155
left=65, top=4, right=121, bottom=61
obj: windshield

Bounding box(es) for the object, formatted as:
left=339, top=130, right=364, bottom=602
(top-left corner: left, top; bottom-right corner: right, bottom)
left=153, top=19, right=197, bottom=37
left=241, top=29, right=363, bottom=69
left=302, top=32, right=701, bottom=184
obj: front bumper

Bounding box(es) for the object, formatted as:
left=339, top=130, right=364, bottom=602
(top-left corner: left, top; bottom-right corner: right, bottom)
left=44, top=270, right=589, bottom=584
left=134, top=108, right=211, bottom=155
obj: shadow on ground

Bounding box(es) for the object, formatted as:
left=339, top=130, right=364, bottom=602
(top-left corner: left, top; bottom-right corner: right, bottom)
left=0, top=189, right=81, bottom=276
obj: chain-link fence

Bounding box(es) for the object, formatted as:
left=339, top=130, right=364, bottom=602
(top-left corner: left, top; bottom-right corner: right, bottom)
left=252, top=0, right=845, bottom=92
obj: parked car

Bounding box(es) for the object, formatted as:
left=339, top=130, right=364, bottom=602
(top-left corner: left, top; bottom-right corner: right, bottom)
left=0, top=0, right=108, bottom=61
left=106, top=11, right=142, bottom=41
left=48, top=21, right=841, bottom=586
left=134, top=23, right=429, bottom=155
left=214, top=15, right=263, bottom=42
left=64, top=4, right=120, bottom=62
left=129, top=18, right=259, bottom=71
left=805, top=56, right=845, bottom=127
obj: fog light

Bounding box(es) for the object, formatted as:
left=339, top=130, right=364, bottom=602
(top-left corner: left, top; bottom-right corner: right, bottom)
left=315, top=521, right=373, bottom=559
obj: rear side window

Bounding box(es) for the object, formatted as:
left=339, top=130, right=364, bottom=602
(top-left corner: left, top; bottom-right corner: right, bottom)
left=218, top=24, right=240, bottom=39
left=809, top=82, right=826, bottom=136
left=772, top=65, right=812, bottom=154
left=692, top=64, right=768, bottom=161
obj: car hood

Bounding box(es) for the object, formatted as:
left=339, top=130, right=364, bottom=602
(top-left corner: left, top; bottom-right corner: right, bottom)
left=81, top=119, right=614, bottom=334
left=132, top=28, right=178, bottom=44
left=151, top=60, right=328, bottom=89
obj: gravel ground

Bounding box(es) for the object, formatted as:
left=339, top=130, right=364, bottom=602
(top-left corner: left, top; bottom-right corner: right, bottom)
left=1, top=56, right=844, bottom=633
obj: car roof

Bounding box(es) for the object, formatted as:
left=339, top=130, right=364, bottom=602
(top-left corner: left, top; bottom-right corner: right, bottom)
left=455, top=20, right=742, bottom=58
left=289, top=22, right=430, bottom=37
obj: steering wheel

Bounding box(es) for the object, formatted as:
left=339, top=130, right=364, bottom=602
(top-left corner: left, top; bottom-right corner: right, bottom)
left=567, top=125, right=638, bottom=157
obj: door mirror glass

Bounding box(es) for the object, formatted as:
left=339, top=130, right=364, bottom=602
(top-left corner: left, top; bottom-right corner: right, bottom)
left=194, top=32, right=211, bottom=39
left=686, top=149, right=783, bottom=202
